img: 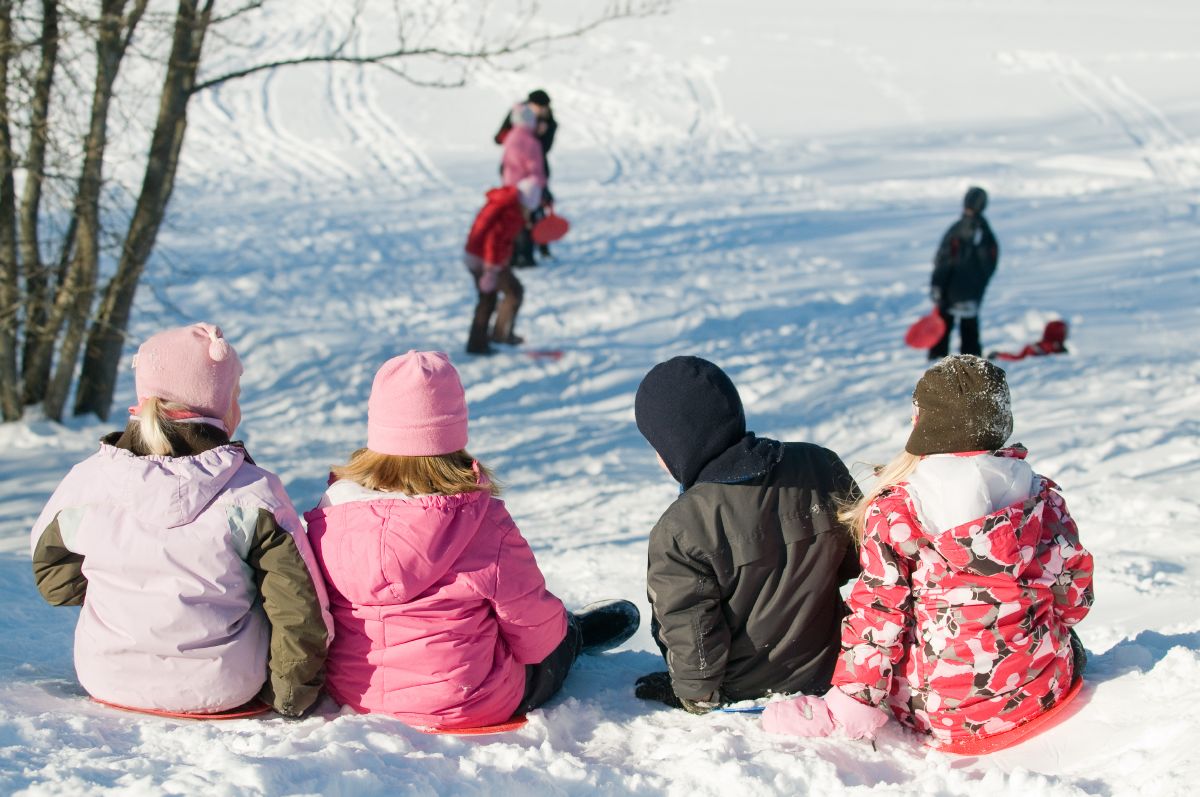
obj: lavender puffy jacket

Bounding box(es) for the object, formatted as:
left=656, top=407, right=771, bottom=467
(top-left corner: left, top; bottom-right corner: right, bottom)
left=30, top=438, right=333, bottom=715
left=305, top=479, right=567, bottom=729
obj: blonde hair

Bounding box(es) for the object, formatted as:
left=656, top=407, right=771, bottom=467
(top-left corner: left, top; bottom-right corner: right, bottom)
left=332, top=448, right=500, bottom=497
left=837, top=450, right=921, bottom=544
left=136, top=397, right=195, bottom=456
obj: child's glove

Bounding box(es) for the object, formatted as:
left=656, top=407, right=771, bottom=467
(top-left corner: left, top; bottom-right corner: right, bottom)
left=635, top=671, right=683, bottom=709
left=762, top=688, right=889, bottom=740
left=635, top=671, right=721, bottom=715
left=479, top=267, right=501, bottom=294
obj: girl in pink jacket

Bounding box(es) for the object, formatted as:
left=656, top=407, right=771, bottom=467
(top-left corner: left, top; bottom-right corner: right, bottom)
left=305, top=351, right=638, bottom=730
left=501, top=103, right=548, bottom=193
left=763, top=355, right=1093, bottom=749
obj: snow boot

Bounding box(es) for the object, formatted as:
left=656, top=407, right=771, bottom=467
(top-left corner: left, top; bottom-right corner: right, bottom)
left=574, top=599, right=640, bottom=654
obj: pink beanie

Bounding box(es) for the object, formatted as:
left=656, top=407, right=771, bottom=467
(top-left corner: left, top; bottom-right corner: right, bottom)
left=367, top=351, right=469, bottom=456
left=133, top=323, right=243, bottom=420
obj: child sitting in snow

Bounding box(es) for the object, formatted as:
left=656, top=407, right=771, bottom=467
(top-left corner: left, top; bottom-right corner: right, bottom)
left=304, top=351, right=639, bottom=730
left=31, top=323, right=332, bottom=717
left=463, top=178, right=542, bottom=355
left=632, top=356, right=862, bottom=713
left=763, top=355, right=1093, bottom=747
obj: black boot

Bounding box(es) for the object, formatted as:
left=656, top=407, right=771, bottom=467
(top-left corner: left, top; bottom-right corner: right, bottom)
left=574, top=599, right=640, bottom=654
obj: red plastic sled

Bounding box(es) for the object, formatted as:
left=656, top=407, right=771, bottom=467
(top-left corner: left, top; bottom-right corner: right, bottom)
left=524, top=349, right=564, bottom=362
left=934, top=677, right=1085, bottom=756
left=531, top=213, right=570, bottom=245
left=422, top=715, right=528, bottom=736
left=92, top=697, right=272, bottom=720
left=905, top=307, right=947, bottom=349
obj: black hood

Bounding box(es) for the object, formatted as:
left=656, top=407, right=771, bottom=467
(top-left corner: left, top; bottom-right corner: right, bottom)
left=635, top=356, right=782, bottom=489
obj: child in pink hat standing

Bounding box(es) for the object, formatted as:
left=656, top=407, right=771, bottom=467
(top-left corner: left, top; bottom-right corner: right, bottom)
left=305, top=351, right=638, bottom=730
left=31, top=323, right=333, bottom=716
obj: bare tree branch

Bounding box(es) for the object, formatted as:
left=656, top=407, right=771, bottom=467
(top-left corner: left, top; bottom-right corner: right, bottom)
left=192, top=0, right=671, bottom=94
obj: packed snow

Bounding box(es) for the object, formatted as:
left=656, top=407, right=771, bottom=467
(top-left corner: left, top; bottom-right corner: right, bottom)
left=2, top=0, right=1199, bottom=794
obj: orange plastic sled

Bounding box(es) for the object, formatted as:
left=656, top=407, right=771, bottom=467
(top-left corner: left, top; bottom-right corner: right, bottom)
left=422, top=715, right=528, bottom=736
left=905, top=307, right=948, bottom=349
left=935, top=677, right=1085, bottom=756
left=92, top=697, right=272, bottom=720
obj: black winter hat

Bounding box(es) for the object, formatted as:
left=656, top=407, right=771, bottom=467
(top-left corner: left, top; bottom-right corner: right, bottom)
left=906, top=355, right=1013, bottom=456
left=964, top=186, right=988, bottom=213
left=635, top=356, right=747, bottom=488
left=527, top=89, right=551, bottom=106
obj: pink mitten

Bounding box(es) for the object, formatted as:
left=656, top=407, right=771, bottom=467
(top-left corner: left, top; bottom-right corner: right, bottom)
left=823, top=688, right=890, bottom=740
left=479, top=267, right=500, bottom=293
left=762, top=695, right=835, bottom=737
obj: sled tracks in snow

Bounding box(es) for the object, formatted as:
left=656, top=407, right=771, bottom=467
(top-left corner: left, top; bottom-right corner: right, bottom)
left=999, top=50, right=1200, bottom=190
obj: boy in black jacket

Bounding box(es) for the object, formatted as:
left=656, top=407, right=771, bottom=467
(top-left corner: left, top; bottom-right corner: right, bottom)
left=632, top=356, right=861, bottom=713
left=929, top=186, right=1000, bottom=358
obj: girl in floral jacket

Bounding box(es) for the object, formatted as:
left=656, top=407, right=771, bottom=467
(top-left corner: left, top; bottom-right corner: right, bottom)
left=763, top=355, right=1093, bottom=747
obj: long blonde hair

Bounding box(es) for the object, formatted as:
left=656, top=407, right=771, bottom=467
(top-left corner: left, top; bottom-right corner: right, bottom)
left=837, top=450, right=921, bottom=544
left=332, top=448, right=500, bottom=497
left=136, top=397, right=197, bottom=456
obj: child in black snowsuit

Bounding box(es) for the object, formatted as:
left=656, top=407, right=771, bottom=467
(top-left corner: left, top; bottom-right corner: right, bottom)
left=632, top=356, right=861, bottom=713
left=929, top=186, right=1000, bottom=358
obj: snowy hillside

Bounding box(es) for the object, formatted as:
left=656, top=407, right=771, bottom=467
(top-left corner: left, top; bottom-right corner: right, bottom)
left=2, top=0, right=1199, bottom=794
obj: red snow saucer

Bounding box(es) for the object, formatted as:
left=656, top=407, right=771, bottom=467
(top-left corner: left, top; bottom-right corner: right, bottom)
left=92, top=697, right=272, bottom=720
left=422, top=715, right=529, bottom=736
left=934, top=677, right=1085, bottom=756
left=532, top=214, right=570, bottom=245
left=905, top=307, right=947, bottom=349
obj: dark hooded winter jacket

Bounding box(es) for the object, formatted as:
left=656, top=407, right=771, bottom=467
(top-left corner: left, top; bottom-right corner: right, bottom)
left=931, top=214, right=999, bottom=308
left=635, top=357, right=860, bottom=703
left=646, top=441, right=861, bottom=702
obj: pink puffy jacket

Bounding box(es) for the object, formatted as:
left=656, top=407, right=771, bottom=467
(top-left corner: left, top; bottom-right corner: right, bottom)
left=501, top=124, right=547, bottom=192
left=304, top=478, right=567, bottom=729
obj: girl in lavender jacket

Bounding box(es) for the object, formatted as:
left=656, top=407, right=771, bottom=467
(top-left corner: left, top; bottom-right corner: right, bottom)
left=305, top=351, right=637, bottom=730
left=31, top=324, right=333, bottom=716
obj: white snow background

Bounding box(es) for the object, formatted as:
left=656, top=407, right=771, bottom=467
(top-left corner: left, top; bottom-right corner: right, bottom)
left=2, top=0, right=1199, bottom=794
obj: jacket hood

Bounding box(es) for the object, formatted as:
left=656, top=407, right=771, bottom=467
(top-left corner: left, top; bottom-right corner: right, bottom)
left=635, top=356, right=750, bottom=489
left=94, top=442, right=245, bottom=529
left=306, top=482, right=491, bottom=605
left=905, top=448, right=1046, bottom=579
left=485, top=185, right=520, bottom=206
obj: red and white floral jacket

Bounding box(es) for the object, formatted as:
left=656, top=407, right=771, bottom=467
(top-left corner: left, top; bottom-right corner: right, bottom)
left=831, top=448, right=1094, bottom=743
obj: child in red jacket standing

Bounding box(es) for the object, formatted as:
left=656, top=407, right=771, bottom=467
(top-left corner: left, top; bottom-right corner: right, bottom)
left=763, top=355, right=1093, bottom=749
left=463, top=178, right=542, bottom=355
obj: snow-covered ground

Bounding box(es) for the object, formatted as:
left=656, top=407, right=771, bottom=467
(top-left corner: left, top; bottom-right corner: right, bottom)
left=3, top=0, right=1200, bottom=794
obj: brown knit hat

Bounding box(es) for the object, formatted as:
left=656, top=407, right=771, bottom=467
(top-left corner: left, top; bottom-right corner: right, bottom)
left=905, top=355, right=1013, bottom=455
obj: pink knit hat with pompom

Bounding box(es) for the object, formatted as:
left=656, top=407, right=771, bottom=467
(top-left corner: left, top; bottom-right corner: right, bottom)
left=132, top=323, right=243, bottom=420
left=367, top=351, right=469, bottom=456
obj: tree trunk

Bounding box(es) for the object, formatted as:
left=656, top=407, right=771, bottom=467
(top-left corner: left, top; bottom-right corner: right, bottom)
left=0, top=1, right=22, bottom=421
left=19, top=0, right=61, bottom=407
left=75, top=0, right=214, bottom=420
left=37, top=0, right=140, bottom=421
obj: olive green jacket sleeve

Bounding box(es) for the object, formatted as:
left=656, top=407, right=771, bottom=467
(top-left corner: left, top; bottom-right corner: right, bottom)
left=246, top=509, right=330, bottom=717
left=32, top=514, right=88, bottom=606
